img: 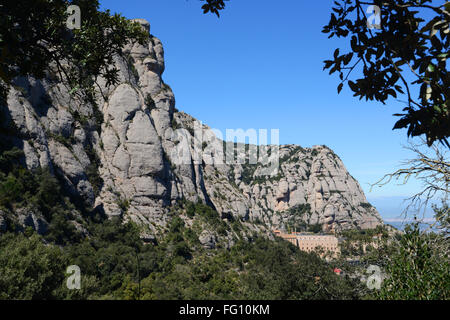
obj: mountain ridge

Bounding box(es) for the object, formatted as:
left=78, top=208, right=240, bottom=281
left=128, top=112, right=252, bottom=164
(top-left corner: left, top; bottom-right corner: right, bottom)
left=0, top=19, right=382, bottom=242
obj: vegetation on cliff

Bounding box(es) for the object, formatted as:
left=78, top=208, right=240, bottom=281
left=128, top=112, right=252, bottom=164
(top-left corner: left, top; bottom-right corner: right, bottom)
left=0, top=205, right=360, bottom=300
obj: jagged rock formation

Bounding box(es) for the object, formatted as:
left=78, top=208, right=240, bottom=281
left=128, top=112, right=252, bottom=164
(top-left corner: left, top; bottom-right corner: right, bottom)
left=0, top=19, right=382, bottom=237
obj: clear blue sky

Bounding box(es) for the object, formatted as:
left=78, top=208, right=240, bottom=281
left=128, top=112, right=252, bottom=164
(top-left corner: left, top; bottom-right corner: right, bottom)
left=100, top=0, right=434, bottom=218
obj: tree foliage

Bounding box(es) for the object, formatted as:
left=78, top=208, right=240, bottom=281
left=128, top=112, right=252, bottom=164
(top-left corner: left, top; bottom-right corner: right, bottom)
left=0, top=0, right=147, bottom=103
left=0, top=170, right=359, bottom=301
left=0, top=233, right=66, bottom=299
left=377, top=222, right=449, bottom=299
left=200, top=0, right=228, bottom=17
left=0, top=217, right=360, bottom=300
left=322, top=0, right=450, bottom=146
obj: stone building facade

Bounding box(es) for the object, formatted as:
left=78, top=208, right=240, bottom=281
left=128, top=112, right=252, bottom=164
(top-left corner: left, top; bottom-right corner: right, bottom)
left=273, top=230, right=339, bottom=256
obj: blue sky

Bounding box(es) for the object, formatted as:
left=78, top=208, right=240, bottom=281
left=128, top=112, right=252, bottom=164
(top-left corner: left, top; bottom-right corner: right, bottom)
left=99, top=0, right=436, bottom=219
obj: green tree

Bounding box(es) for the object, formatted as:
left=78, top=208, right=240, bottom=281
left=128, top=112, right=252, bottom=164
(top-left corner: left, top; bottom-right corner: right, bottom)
left=322, top=0, right=450, bottom=146
left=200, top=0, right=228, bottom=17
left=0, top=233, right=67, bottom=299
left=0, top=0, right=147, bottom=103
left=377, top=222, right=449, bottom=299
left=433, top=201, right=449, bottom=236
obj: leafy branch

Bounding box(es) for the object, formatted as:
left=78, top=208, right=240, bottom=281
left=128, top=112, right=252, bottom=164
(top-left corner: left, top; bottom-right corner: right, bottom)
left=323, top=0, right=450, bottom=147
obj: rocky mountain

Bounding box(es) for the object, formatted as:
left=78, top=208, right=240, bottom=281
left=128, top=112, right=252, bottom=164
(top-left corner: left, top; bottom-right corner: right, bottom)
left=0, top=19, right=382, bottom=240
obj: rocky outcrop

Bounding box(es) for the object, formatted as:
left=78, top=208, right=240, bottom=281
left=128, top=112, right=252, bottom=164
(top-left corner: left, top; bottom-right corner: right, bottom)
left=199, top=230, right=217, bottom=249
left=0, top=19, right=382, bottom=236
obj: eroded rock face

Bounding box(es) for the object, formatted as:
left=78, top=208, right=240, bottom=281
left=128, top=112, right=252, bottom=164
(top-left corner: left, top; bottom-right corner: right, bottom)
left=16, top=207, right=48, bottom=235
left=197, top=137, right=382, bottom=233
left=1, top=19, right=382, bottom=236
left=199, top=230, right=217, bottom=249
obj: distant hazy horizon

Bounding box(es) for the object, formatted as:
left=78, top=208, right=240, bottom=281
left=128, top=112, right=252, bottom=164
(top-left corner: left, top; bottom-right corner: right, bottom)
left=367, top=195, right=440, bottom=221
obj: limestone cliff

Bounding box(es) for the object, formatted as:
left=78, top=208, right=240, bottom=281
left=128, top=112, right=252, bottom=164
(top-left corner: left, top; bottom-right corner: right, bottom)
left=0, top=19, right=382, bottom=238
